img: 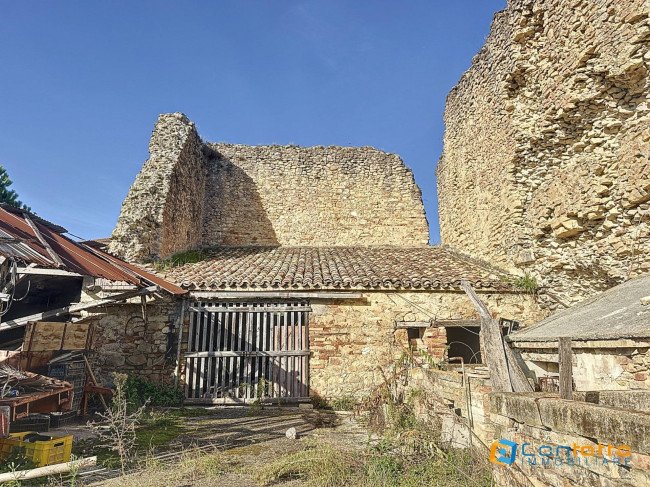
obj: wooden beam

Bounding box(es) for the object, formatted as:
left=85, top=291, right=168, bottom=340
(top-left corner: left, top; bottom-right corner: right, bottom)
left=395, top=321, right=430, bottom=328
left=558, top=337, right=573, bottom=400
left=0, top=456, right=96, bottom=483
left=16, top=267, right=83, bottom=277
left=432, top=319, right=481, bottom=327
left=189, top=291, right=363, bottom=299
left=23, top=213, right=65, bottom=268
left=0, top=286, right=157, bottom=331
left=460, top=280, right=532, bottom=393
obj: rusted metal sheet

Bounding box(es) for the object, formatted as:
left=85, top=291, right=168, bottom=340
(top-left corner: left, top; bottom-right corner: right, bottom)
left=0, top=205, right=184, bottom=294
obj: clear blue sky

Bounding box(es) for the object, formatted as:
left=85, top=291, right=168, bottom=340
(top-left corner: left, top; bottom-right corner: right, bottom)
left=0, top=0, right=504, bottom=244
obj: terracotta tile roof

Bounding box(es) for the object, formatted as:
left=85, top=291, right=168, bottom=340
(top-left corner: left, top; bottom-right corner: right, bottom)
left=161, top=246, right=515, bottom=291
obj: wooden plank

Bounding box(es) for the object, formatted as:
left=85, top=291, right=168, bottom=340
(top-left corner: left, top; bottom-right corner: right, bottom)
left=83, top=356, right=108, bottom=410
left=0, top=286, right=158, bottom=331
left=431, top=319, right=482, bottom=328
left=16, top=267, right=82, bottom=277
left=0, top=456, right=97, bottom=483
left=234, top=311, right=242, bottom=398
left=304, top=310, right=310, bottom=398
left=23, top=213, right=65, bottom=268
left=214, top=311, right=223, bottom=399
left=190, top=291, right=362, bottom=299
left=559, top=337, right=573, bottom=400
left=189, top=305, right=313, bottom=313
left=183, top=350, right=311, bottom=358
left=245, top=311, right=253, bottom=399
left=261, top=311, right=268, bottom=397
left=460, top=281, right=513, bottom=393
left=395, top=321, right=431, bottom=328
left=206, top=308, right=215, bottom=398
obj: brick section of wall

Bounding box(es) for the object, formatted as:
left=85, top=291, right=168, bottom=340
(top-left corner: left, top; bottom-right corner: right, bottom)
left=203, top=144, right=429, bottom=247
left=307, top=290, right=544, bottom=399
left=437, top=0, right=650, bottom=308
left=109, top=113, right=430, bottom=262
left=491, top=392, right=650, bottom=486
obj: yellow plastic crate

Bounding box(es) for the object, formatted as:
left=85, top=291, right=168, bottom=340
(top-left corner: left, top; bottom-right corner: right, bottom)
left=0, top=431, right=73, bottom=467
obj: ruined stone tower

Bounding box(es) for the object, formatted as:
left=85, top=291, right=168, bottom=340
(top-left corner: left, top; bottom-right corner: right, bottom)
left=437, top=0, right=650, bottom=307
left=110, top=113, right=429, bottom=262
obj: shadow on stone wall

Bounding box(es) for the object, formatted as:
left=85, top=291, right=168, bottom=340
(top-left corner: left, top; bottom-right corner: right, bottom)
left=203, top=153, right=279, bottom=246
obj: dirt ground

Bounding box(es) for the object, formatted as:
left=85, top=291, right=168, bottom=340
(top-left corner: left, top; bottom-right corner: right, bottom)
left=58, top=407, right=369, bottom=487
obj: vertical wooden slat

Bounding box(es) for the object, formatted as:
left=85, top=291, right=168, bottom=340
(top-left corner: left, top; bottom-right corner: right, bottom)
left=221, top=312, right=228, bottom=402
left=245, top=311, right=254, bottom=400
left=289, top=310, right=295, bottom=397
left=297, top=309, right=303, bottom=397
left=234, top=310, right=242, bottom=399
left=559, top=337, right=573, bottom=400
left=206, top=305, right=215, bottom=399
left=272, top=311, right=279, bottom=398
left=215, top=311, right=222, bottom=399
left=254, top=310, right=261, bottom=399
left=228, top=307, right=236, bottom=399
left=261, top=310, right=268, bottom=398
left=199, top=309, right=208, bottom=397
left=304, top=308, right=309, bottom=398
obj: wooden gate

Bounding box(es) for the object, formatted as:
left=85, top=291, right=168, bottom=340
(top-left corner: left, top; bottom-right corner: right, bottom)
left=183, top=301, right=310, bottom=403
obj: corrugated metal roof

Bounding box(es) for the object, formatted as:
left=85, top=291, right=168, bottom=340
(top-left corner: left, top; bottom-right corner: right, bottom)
left=0, top=205, right=185, bottom=295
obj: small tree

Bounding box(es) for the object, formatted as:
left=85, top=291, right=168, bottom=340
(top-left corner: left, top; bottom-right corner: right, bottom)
left=0, top=165, right=29, bottom=211
left=88, top=373, right=148, bottom=474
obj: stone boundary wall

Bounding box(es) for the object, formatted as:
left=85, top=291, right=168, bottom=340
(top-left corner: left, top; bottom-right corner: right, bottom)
left=437, top=0, right=650, bottom=308
left=491, top=392, right=650, bottom=486
left=109, top=113, right=430, bottom=262
left=406, top=367, right=495, bottom=446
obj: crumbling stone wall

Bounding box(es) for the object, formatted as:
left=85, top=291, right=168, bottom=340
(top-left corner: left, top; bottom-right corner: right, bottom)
left=437, top=0, right=650, bottom=307
left=110, top=113, right=207, bottom=262
left=110, top=113, right=429, bottom=262
left=203, top=144, right=429, bottom=247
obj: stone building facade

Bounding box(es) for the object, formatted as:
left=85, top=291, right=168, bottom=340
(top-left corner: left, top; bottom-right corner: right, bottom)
left=437, top=0, right=650, bottom=307
left=109, top=113, right=429, bottom=262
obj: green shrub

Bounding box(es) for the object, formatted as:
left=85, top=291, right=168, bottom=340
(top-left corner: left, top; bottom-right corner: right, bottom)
left=124, top=375, right=184, bottom=408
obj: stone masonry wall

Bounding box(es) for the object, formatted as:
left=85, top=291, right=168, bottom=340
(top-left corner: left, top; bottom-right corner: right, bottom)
left=308, top=290, right=544, bottom=400
left=87, top=300, right=180, bottom=385
left=110, top=113, right=429, bottom=262
left=437, top=0, right=650, bottom=307
left=110, top=113, right=207, bottom=262
left=203, top=144, right=429, bottom=247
